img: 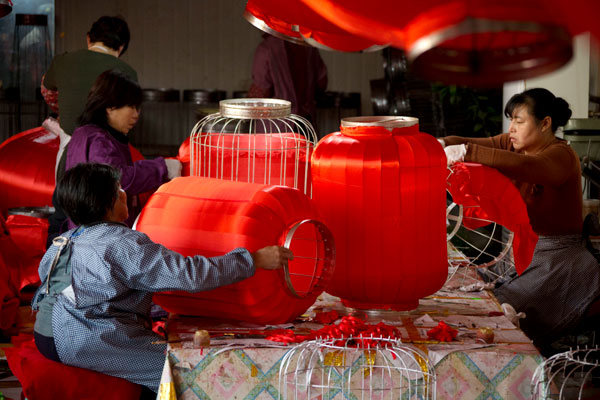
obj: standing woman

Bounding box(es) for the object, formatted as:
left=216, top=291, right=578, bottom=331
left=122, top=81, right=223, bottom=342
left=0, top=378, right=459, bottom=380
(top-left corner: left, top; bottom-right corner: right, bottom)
left=442, top=88, right=600, bottom=347
left=64, top=69, right=181, bottom=228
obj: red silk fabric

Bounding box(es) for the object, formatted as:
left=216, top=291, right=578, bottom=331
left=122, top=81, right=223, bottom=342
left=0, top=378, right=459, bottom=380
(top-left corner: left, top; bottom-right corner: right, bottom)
left=446, top=163, right=538, bottom=275
left=245, top=0, right=384, bottom=51
left=6, top=214, right=49, bottom=289
left=4, top=334, right=142, bottom=400
left=178, top=137, right=191, bottom=176
left=0, top=127, right=58, bottom=214
left=136, top=176, right=332, bottom=324
left=0, top=215, right=20, bottom=330
left=196, top=132, right=311, bottom=194
left=311, top=124, right=447, bottom=311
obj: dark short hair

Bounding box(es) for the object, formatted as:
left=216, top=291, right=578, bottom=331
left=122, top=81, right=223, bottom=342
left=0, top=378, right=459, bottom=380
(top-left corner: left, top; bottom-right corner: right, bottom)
left=57, top=163, right=122, bottom=225
left=88, top=16, right=131, bottom=55
left=504, top=88, right=572, bottom=133
left=77, top=69, right=142, bottom=128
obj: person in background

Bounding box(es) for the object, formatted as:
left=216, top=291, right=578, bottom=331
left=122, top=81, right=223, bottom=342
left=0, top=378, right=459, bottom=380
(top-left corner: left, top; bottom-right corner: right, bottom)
left=42, top=15, right=136, bottom=137
left=32, top=162, right=294, bottom=396
left=441, top=88, right=600, bottom=348
left=247, top=34, right=328, bottom=127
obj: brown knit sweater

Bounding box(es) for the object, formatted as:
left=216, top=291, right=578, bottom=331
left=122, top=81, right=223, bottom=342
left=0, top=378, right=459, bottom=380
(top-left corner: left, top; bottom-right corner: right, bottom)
left=444, top=133, right=582, bottom=236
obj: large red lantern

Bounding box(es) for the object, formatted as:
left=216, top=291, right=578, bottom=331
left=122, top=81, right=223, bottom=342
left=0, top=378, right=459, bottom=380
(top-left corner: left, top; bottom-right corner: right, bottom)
left=0, top=127, right=58, bottom=214
left=311, top=117, right=447, bottom=311
left=300, top=0, right=573, bottom=86
left=136, top=176, right=334, bottom=324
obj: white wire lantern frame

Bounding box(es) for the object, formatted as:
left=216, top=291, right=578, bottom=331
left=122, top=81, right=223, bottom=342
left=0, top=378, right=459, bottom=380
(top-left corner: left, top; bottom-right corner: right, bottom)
left=279, top=336, right=436, bottom=399
left=189, top=98, right=318, bottom=196
left=532, top=346, right=600, bottom=399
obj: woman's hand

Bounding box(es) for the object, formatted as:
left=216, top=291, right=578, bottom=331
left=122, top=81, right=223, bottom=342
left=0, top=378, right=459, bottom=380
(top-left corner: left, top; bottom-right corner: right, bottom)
left=251, top=246, right=294, bottom=270
left=444, top=144, right=467, bottom=166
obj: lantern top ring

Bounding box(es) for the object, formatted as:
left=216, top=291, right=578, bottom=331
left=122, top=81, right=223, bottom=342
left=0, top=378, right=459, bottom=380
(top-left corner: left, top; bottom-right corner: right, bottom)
left=219, top=98, right=292, bottom=119
left=341, top=116, right=419, bottom=129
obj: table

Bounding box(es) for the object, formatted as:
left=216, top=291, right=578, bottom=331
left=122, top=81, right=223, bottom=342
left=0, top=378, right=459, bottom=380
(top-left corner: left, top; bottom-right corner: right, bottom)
left=158, top=266, right=543, bottom=400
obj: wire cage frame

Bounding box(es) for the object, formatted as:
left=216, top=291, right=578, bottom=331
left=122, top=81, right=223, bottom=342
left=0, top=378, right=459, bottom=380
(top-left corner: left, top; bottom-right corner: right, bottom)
left=445, top=166, right=516, bottom=286
left=532, top=346, right=600, bottom=399
left=279, top=336, right=436, bottom=399
left=189, top=98, right=318, bottom=196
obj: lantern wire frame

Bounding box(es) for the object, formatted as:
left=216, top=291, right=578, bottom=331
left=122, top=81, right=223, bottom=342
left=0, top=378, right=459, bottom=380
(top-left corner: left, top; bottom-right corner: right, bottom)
left=279, top=336, right=436, bottom=399
left=445, top=166, right=515, bottom=286
left=281, top=219, right=336, bottom=299
left=531, top=346, right=600, bottom=399
left=189, top=98, right=318, bottom=196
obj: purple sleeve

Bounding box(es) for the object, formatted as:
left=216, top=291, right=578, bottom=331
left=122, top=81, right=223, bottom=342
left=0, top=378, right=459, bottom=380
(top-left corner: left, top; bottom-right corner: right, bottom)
left=74, top=130, right=168, bottom=195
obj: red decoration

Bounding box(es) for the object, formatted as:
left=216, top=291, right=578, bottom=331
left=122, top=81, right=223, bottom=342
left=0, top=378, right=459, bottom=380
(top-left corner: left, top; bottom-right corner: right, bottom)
left=263, top=316, right=401, bottom=347
left=299, top=0, right=573, bottom=86
left=311, top=120, right=447, bottom=311
left=178, top=137, right=191, bottom=176
left=5, top=214, right=49, bottom=289
left=426, top=321, right=458, bottom=342
left=0, top=215, right=20, bottom=330
left=4, top=334, right=142, bottom=400
left=136, top=176, right=334, bottom=324
left=313, top=310, right=339, bottom=324
left=245, top=0, right=385, bottom=52
left=447, top=162, right=538, bottom=275
left=0, top=127, right=58, bottom=214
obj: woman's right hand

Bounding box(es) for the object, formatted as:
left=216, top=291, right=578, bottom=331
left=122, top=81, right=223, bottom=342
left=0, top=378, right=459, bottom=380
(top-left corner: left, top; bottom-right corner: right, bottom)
left=164, top=158, right=182, bottom=179
left=251, top=246, right=294, bottom=270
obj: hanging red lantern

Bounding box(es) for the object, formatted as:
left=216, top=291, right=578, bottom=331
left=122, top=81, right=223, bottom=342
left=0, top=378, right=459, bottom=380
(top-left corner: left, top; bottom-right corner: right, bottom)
left=300, top=0, right=573, bottom=86
left=0, top=127, right=58, bottom=214
left=311, top=117, right=447, bottom=311
left=245, top=0, right=386, bottom=52
left=177, top=137, right=191, bottom=176
left=447, top=162, right=538, bottom=275
left=136, top=176, right=334, bottom=324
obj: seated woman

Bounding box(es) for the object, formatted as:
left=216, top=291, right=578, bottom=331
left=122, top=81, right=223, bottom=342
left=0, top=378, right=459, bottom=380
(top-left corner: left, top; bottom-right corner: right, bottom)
left=441, top=88, right=600, bottom=347
left=32, top=162, right=293, bottom=395
left=48, top=69, right=181, bottom=243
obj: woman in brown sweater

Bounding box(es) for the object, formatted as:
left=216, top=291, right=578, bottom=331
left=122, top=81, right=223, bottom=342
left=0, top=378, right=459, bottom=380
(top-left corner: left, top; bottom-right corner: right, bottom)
left=442, top=88, right=600, bottom=347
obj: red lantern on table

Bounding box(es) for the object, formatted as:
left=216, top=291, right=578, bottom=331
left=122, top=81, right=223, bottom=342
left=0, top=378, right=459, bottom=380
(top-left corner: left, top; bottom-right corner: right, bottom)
left=136, top=176, right=334, bottom=324
left=311, top=116, right=447, bottom=311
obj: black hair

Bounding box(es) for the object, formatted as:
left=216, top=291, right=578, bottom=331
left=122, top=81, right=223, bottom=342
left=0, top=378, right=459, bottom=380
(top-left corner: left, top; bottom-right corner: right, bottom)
left=88, top=16, right=131, bottom=55
left=504, top=88, right=572, bottom=133
left=77, top=69, right=142, bottom=128
left=57, top=163, right=122, bottom=226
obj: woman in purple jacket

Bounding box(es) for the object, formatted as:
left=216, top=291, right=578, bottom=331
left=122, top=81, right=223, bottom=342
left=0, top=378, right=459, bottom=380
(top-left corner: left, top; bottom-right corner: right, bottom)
left=50, top=69, right=181, bottom=235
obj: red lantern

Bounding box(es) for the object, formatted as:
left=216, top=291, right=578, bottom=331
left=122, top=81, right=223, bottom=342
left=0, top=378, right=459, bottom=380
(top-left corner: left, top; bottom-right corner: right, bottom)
left=177, top=137, right=191, bottom=176
left=0, top=127, right=58, bottom=214
left=0, top=127, right=148, bottom=214
left=311, top=117, right=447, bottom=311
left=136, top=176, right=334, bottom=324
left=447, top=162, right=538, bottom=275
left=245, top=0, right=385, bottom=52
left=300, top=0, right=572, bottom=86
